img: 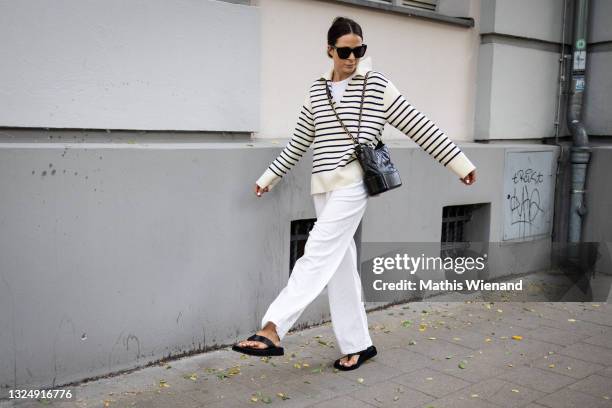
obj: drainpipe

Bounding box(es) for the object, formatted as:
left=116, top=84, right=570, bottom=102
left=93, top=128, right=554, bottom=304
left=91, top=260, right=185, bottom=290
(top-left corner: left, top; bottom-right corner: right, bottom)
left=567, top=0, right=591, bottom=244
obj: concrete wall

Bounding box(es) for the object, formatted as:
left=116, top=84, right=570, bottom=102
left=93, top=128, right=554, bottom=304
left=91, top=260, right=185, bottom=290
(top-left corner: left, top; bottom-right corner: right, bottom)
left=475, top=0, right=612, bottom=140
left=0, top=0, right=260, bottom=131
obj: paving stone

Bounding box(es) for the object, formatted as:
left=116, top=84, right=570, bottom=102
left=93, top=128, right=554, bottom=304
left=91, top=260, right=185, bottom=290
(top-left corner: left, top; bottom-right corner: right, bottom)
left=583, top=333, right=612, bottom=349
left=333, top=360, right=404, bottom=385
left=568, top=374, right=612, bottom=400
left=227, top=363, right=305, bottom=391
left=528, top=352, right=605, bottom=379
left=369, top=331, right=410, bottom=351
left=309, top=394, right=380, bottom=407
left=417, top=392, right=505, bottom=408
left=351, top=380, right=435, bottom=407
left=538, top=316, right=612, bottom=338
left=597, top=366, right=612, bottom=378
left=430, top=326, right=503, bottom=350
left=392, top=366, right=472, bottom=397
left=220, top=375, right=326, bottom=407
left=372, top=347, right=436, bottom=374
left=495, top=365, right=576, bottom=393
left=179, top=377, right=255, bottom=406
left=439, top=378, right=546, bottom=408
left=560, top=307, right=612, bottom=327
left=555, top=342, right=612, bottom=365
left=535, top=387, right=612, bottom=408
left=460, top=319, right=532, bottom=339
left=428, top=354, right=511, bottom=383
left=523, top=324, right=591, bottom=346
left=276, top=372, right=341, bottom=404
left=293, top=369, right=366, bottom=396
left=398, top=336, right=475, bottom=361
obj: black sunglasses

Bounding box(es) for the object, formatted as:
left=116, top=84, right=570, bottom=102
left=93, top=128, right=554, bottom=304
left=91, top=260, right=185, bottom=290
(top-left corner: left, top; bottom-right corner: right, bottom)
left=331, top=44, right=367, bottom=59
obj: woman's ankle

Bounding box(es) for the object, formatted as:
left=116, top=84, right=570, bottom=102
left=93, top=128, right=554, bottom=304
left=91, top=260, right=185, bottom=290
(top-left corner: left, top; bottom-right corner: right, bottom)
left=262, top=322, right=278, bottom=335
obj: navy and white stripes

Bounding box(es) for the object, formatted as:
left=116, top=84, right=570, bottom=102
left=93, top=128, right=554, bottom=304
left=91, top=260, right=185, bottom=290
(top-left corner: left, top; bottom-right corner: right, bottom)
left=256, top=66, right=476, bottom=195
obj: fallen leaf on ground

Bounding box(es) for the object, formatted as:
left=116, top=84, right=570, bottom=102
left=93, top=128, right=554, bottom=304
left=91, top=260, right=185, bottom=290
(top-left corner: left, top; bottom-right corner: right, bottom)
left=277, top=392, right=290, bottom=400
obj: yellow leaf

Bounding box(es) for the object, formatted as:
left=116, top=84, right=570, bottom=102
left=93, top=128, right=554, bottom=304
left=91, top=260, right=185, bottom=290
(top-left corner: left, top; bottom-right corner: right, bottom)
left=511, top=389, right=520, bottom=393
left=277, top=392, right=290, bottom=400
left=568, top=318, right=577, bottom=322
left=511, top=335, right=523, bottom=341
left=357, top=377, right=364, bottom=383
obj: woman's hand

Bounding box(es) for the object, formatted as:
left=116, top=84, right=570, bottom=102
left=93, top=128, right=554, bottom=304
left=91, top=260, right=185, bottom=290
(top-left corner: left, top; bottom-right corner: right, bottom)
left=255, top=183, right=269, bottom=197
left=460, top=169, right=476, bottom=186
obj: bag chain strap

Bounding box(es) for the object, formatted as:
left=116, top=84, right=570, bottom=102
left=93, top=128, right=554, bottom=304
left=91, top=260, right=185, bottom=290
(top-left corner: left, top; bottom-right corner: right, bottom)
left=325, top=71, right=371, bottom=150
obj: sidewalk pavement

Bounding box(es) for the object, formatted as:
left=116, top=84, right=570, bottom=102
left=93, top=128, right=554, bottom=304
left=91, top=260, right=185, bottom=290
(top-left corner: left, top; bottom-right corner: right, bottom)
left=3, top=301, right=612, bottom=408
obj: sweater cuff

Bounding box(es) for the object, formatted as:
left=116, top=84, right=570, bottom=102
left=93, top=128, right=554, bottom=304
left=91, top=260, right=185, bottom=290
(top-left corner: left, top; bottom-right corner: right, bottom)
left=255, top=167, right=282, bottom=191
left=446, top=151, right=476, bottom=179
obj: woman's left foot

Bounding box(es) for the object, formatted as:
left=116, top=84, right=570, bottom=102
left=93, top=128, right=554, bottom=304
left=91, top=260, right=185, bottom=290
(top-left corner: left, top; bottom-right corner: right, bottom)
left=333, top=345, right=377, bottom=371
left=337, top=354, right=360, bottom=368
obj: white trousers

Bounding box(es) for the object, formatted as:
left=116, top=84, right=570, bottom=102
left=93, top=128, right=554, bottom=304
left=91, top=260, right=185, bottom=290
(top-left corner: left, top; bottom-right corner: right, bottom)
left=260, top=179, right=373, bottom=354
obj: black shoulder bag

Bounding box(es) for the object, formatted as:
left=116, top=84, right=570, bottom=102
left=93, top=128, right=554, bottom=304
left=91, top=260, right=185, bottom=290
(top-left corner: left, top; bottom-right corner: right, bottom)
left=325, top=71, right=402, bottom=196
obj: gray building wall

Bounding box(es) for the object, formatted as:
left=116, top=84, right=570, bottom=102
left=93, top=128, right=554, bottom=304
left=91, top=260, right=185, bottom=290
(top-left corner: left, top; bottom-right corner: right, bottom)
left=0, top=0, right=260, bottom=131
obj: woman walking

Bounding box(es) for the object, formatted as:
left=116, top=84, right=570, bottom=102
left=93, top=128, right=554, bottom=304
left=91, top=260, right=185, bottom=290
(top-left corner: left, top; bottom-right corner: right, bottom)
left=232, top=16, right=477, bottom=371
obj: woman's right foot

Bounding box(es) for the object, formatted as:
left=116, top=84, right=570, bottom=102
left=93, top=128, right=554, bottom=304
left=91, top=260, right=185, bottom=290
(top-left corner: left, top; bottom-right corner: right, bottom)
left=236, top=328, right=281, bottom=349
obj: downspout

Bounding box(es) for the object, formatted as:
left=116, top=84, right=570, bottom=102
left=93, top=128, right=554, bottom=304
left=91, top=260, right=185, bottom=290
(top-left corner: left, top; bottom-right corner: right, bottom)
left=567, top=0, right=591, bottom=243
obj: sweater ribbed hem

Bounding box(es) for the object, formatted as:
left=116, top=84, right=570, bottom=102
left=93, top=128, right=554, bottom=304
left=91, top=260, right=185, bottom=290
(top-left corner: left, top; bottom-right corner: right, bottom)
left=445, top=151, right=476, bottom=179
left=310, top=159, right=364, bottom=195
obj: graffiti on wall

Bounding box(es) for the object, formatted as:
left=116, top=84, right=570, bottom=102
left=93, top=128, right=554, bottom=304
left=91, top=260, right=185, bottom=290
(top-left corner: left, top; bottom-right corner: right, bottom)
left=503, top=150, right=555, bottom=240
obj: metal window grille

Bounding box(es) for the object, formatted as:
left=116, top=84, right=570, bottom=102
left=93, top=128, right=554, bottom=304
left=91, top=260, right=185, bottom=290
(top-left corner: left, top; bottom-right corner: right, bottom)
left=441, top=205, right=473, bottom=251
left=289, top=219, right=317, bottom=275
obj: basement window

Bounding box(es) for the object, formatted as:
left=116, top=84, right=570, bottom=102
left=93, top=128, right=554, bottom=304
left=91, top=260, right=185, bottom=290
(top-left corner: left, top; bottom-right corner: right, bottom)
left=289, top=219, right=364, bottom=278
left=441, top=204, right=473, bottom=251
left=289, top=219, right=316, bottom=275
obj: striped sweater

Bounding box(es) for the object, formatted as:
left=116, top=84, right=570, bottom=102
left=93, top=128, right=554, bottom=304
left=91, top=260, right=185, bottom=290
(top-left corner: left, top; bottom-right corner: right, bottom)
left=256, top=56, right=476, bottom=195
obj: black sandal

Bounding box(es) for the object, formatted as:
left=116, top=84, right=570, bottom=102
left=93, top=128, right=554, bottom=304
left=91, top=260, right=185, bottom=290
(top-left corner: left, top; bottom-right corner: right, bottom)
left=333, top=345, right=377, bottom=371
left=232, top=333, right=284, bottom=357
